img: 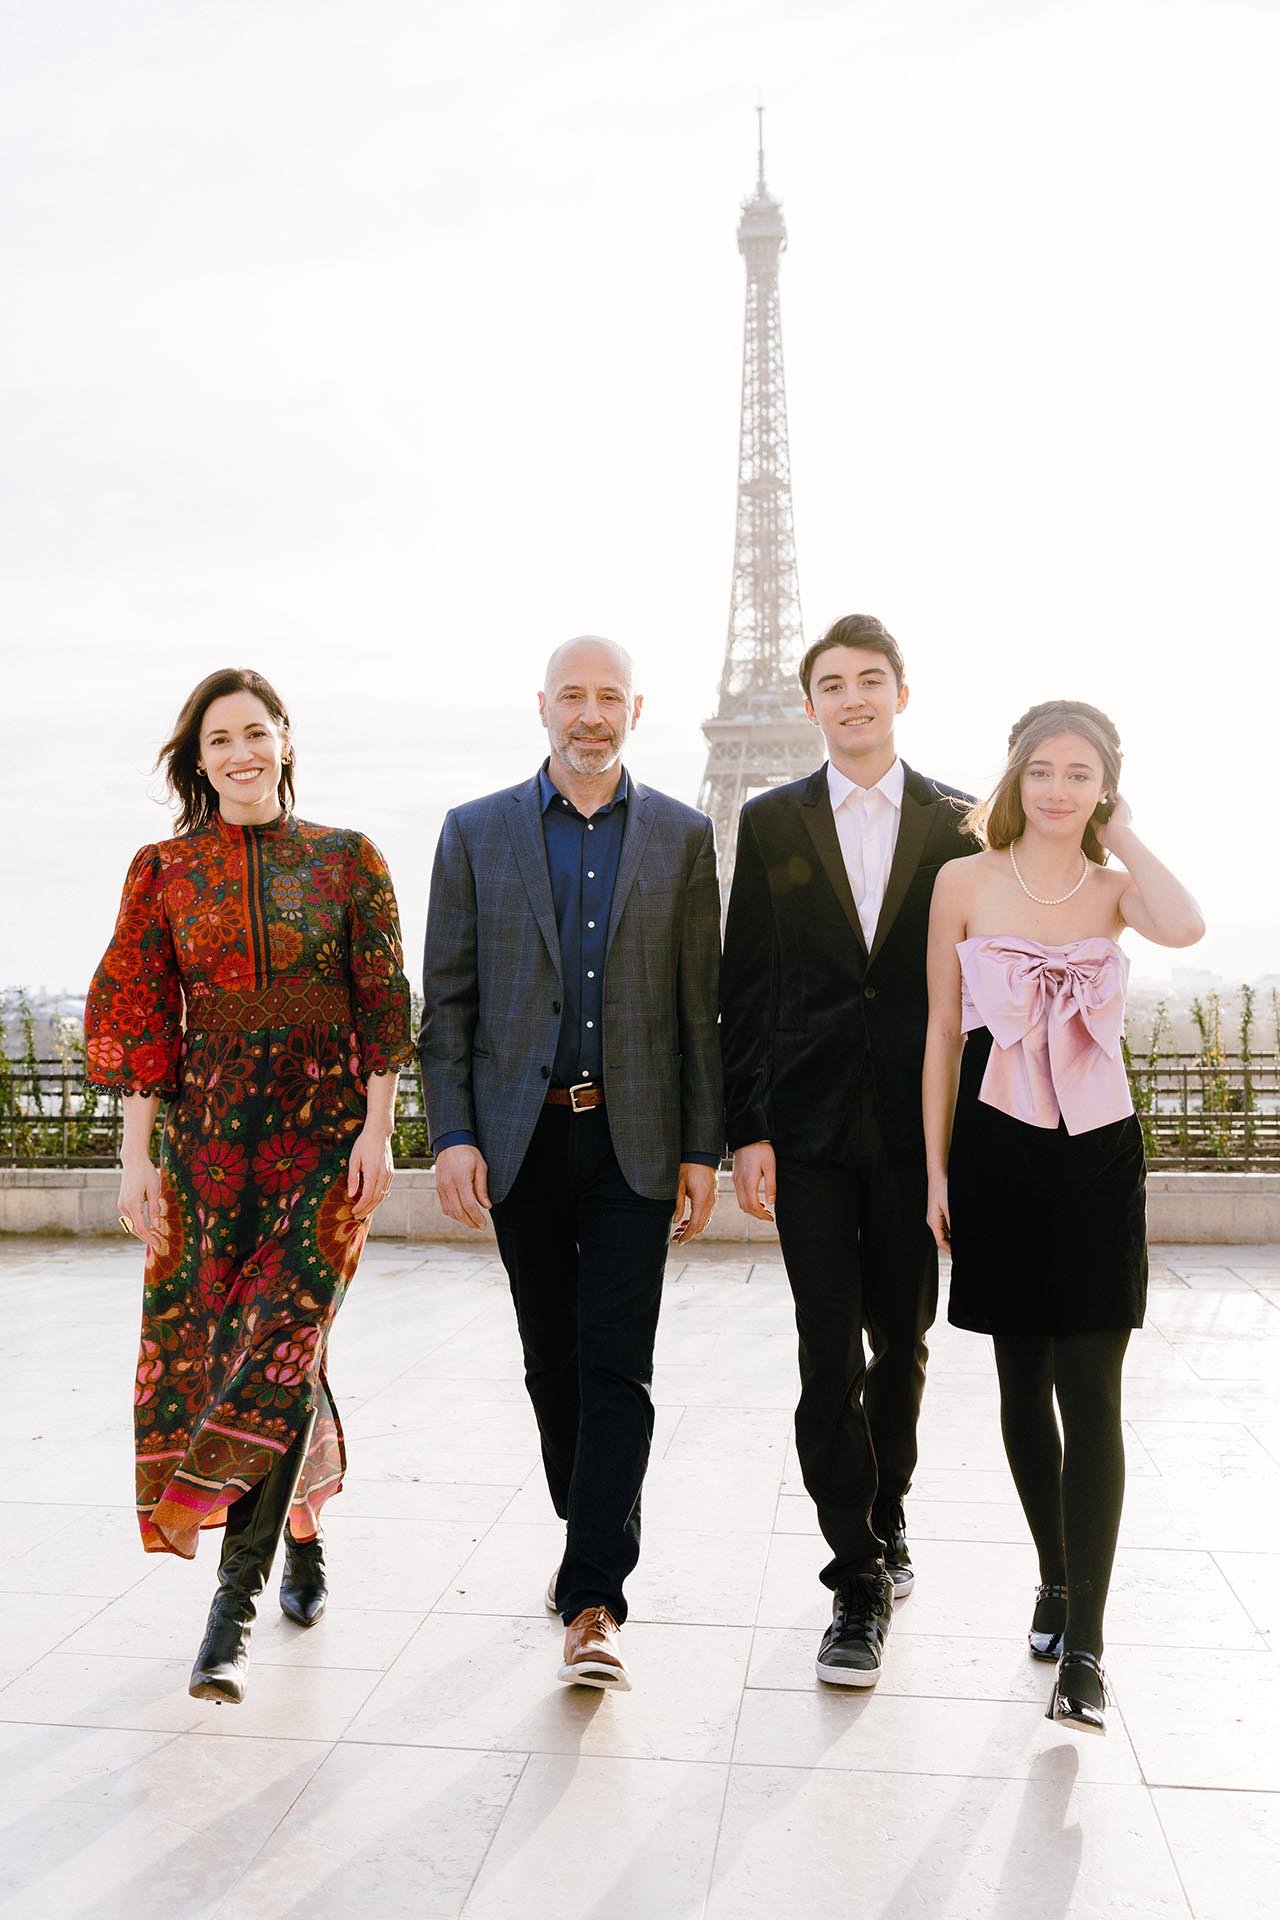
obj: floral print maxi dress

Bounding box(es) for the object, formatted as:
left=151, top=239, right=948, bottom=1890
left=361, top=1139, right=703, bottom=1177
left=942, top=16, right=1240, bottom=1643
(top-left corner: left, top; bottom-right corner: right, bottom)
left=85, top=813, right=414, bottom=1558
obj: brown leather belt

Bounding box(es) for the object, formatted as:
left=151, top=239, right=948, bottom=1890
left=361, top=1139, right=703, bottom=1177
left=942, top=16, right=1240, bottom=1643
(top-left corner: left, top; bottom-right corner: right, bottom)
left=544, top=1082, right=605, bottom=1113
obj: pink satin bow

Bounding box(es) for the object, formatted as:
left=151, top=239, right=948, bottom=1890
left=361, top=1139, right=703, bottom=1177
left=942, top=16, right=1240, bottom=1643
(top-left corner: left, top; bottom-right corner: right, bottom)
left=957, top=936, right=1133, bottom=1135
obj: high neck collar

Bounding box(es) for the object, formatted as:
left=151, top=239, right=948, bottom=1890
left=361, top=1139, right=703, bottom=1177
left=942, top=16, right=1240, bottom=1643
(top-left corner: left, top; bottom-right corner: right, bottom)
left=212, top=809, right=291, bottom=839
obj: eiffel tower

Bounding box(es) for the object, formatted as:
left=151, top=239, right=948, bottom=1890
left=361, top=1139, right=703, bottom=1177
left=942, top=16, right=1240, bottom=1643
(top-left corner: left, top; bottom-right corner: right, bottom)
left=699, top=110, right=821, bottom=895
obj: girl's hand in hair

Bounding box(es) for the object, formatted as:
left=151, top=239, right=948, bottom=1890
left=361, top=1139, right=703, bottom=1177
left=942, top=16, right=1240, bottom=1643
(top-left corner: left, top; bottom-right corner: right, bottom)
left=1093, top=791, right=1131, bottom=852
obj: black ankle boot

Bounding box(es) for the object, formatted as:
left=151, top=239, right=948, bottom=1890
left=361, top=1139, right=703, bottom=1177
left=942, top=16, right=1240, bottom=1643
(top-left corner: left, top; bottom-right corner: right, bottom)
left=189, top=1441, right=304, bottom=1705
left=280, top=1532, right=328, bottom=1627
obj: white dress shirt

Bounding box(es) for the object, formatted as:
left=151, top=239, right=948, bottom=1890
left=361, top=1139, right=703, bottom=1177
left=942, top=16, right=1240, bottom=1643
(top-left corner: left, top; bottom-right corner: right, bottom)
left=827, top=757, right=905, bottom=948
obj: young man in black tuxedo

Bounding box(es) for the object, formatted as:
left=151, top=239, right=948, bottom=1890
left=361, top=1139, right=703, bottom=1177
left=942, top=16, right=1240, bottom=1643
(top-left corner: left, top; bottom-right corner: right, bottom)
left=721, top=613, right=974, bottom=1687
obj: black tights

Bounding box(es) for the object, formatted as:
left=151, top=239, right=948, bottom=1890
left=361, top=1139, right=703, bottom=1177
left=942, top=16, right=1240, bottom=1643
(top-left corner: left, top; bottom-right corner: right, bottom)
left=993, top=1329, right=1130, bottom=1657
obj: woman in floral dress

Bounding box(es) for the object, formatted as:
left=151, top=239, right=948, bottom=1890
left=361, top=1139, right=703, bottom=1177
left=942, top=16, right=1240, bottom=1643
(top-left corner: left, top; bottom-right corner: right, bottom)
left=86, top=667, right=413, bottom=1704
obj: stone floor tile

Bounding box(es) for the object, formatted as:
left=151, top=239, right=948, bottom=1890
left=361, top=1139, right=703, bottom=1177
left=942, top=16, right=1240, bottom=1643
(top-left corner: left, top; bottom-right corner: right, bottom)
left=0, top=1722, right=328, bottom=1920
left=1211, top=1551, right=1280, bottom=1642
left=213, top=1744, right=526, bottom=1920
left=1151, top=1786, right=1280, bottom=1920
left=346, top=1612, right=752, bottom=1763
left=706, top=1766, right=1187, bottom=1919
left=460, top=1754, right=726, bottom=1920
left=1126, top=1420, right=1280, bottom=1478
left=0, top=1649, right=381, bottom=1742
left=0, top=1508, right=157, bottom=1600
left=0, top=1590, right=112, bottom=1690
left=320, top=1513, right=489, bottom=1611
left=661, top=1405, right=792, bottom=1462
left=1117, top=1644, right=1280, bottom=1789
left=732, top=1686, right=1143, bottom=1782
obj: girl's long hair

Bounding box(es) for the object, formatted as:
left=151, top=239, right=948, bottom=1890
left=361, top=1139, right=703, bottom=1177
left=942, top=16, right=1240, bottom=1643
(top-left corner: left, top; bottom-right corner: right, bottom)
left=963, top=699, right=1122, bottom=866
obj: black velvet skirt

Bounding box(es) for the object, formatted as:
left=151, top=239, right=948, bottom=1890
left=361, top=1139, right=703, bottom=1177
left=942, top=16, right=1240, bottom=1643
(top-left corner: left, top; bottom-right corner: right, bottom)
left=946, top=1027, right=1148, bottom=1336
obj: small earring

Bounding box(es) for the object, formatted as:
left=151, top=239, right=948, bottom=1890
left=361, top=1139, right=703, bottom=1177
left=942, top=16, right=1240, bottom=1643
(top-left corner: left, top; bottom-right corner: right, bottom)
left=197, top=764, right=206, bottom=775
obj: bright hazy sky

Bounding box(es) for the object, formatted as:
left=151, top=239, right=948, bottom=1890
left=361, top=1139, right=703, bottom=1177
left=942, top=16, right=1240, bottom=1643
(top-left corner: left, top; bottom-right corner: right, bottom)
left=2, top=0, right=1275, bottom=994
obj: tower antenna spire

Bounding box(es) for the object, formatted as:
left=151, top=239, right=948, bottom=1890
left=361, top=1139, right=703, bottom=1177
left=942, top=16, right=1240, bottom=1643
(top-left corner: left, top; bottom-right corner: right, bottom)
left=698, top=115, right=818, bottom=900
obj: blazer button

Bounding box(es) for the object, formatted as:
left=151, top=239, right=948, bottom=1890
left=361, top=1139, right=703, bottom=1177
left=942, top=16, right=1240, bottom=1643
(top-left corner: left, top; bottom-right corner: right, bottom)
left=540, top=1065, right=550, bottom=1079
left=552, top=1001, right=561, bottom=1014
left=864, top=985, right=878, bottom=1000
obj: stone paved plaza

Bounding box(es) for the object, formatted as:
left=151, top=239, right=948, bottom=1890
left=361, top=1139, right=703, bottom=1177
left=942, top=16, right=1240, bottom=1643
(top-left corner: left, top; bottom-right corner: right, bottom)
left=1, top=1234, right=1277, bottom=1918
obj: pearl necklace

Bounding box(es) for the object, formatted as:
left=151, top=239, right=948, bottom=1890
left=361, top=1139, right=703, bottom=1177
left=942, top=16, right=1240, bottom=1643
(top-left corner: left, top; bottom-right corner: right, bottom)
left=1009, top=841, right=1090, bottom=906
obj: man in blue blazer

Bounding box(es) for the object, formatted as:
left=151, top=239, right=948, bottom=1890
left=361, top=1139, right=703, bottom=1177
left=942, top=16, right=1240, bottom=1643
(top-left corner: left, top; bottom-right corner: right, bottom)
left=420, top=636, right=723, bottom=1691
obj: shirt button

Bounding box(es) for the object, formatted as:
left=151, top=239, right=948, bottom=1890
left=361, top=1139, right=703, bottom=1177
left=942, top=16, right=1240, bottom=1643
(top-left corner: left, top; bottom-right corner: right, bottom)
left=587, top=920, right=595, bottom=928
left=587, top=824, right=594, bottom=831
left=865, top=985, right=878, bottom=1000
left=587, top=871, right=595, bottom=879
left=586, top=970, right=595, bottom=979
left=586, top=1020, right=594, bottom=1029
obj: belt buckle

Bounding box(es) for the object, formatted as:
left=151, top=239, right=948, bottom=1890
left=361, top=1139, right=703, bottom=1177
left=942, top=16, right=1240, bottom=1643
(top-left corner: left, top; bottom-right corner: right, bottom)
left=569, top=1078, right=595, bottom=1114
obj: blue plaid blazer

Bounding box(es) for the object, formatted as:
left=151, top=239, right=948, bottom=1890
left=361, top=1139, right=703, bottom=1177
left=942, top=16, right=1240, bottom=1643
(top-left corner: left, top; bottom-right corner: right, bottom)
left=420, top=771, right=723, bottom=1204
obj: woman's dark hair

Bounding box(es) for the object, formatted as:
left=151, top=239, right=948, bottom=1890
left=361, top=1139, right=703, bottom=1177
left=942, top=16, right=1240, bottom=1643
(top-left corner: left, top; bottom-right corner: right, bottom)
left=158, top=668, right=295, bottom=833
left=963, top=699, right=1122, bottom=865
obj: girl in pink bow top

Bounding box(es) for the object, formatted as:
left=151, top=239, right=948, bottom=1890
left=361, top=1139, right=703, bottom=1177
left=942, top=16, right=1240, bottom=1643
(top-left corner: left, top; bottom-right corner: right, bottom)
left=923, top=701, right=1204, bottom=1733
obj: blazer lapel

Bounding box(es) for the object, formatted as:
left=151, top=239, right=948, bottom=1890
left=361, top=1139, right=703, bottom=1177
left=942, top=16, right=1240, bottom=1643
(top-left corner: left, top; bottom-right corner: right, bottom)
left=799, top=764, right=868, bottom=960
left=867, top=762, right=934, bottom=968
left=504, top=776, right=563, bottom=982
left=606, top=777, right=654, bottom=949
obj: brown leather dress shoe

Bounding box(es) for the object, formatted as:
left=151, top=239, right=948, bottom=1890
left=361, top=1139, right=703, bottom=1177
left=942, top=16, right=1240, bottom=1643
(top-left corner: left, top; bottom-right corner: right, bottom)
left=557, top=1606, right=631, bottom=1691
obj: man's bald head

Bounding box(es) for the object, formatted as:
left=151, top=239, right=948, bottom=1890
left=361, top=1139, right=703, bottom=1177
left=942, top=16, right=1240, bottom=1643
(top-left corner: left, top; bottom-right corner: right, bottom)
left=543, top=635, right=636, bottom=701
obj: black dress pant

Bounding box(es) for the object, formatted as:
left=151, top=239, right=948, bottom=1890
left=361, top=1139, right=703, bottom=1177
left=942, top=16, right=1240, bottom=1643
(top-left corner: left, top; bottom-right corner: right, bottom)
left=490, top=1103, right=674, bottom=1624
left=774, top=1078, right=938, bottom=1590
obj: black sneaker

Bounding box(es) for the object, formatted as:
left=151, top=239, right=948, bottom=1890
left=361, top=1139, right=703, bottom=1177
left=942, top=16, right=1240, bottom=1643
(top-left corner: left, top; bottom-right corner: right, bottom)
left=878, top=1503, right=914, bottom=1600
left=814, top=1571, right=895, bottom=1687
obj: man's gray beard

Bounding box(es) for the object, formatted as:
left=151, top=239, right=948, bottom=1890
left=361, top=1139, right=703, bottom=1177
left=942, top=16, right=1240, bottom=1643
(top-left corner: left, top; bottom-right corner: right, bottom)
left=560, top=735, right=623, bottom=776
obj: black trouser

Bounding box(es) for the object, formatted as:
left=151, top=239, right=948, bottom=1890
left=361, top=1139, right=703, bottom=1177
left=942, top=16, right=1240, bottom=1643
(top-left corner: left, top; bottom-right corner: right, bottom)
left=774, top=1080, right=938, bottom=1590
left=490, top=1103, right=674, bottom=1625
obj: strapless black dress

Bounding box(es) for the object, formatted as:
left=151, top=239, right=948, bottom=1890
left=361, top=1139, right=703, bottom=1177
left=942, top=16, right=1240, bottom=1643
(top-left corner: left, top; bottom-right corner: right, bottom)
left=946, top=1025, right=1148, bottom=1336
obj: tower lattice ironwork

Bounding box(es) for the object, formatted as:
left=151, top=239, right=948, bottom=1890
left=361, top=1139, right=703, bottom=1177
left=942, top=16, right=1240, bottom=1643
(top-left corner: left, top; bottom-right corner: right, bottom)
left=699, top=110, right=821, bottom=895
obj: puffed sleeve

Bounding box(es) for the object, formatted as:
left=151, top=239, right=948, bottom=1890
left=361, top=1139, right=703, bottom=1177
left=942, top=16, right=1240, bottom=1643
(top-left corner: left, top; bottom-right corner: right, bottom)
left=346, top=833, right=415, bottom=1077
left=85, top=846, right=184, bottom=1096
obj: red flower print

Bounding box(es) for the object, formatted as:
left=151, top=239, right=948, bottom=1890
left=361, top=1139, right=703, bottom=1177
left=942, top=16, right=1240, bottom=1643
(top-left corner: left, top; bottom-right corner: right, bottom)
left=197, top=1253, right=234, bottom=1307
left=144, top=1181, right=186, bottom=1288
left=167, top=875, right=196, bottom=913
left=190, top=1139, right=249, bottom=1207
left=311, top=857, right=349, bottom=904
left=239, top=1241, right=286, bottom=1300
left=268, top=923, right=304, bottom=969
left=129, top=1040, right=175, bottom=1087
left=86, top=1033, right=124, bottom=1075
left=111, top=985, right=156, bottom=1037
left=251, top=1130, right=321, bottom=1194
left=214, top=954, right=252, bottom=989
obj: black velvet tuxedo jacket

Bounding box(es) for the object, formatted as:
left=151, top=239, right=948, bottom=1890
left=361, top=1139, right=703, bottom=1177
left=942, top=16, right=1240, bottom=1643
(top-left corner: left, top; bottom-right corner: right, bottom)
left=721, top=760, right=976, bottom=1168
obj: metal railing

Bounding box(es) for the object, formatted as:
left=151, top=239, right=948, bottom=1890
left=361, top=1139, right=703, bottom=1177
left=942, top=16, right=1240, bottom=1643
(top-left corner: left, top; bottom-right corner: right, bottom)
left=2, top=1053, right=1278, bottom=1171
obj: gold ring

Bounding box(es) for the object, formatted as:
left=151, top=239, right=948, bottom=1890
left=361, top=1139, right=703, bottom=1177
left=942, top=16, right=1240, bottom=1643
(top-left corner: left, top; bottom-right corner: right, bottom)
left=119, top=1214, right=134, bottom=1234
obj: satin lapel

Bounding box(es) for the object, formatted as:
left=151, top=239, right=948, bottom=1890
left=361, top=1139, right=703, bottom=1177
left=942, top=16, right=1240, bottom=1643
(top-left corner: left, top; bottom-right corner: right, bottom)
left=606, top=780, right=654, bottom=950
left=867, top=767, right=933, bottom=968
left=799, top=766, right=867, bottom=959
left=504, top=778, right=562, bottom=982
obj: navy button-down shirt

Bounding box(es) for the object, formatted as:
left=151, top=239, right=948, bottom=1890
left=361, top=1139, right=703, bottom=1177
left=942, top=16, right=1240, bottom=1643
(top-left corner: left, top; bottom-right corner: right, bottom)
left=431, top=765, right=719, bottom=1169
left=540, top=762, right=629, bottom=1087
